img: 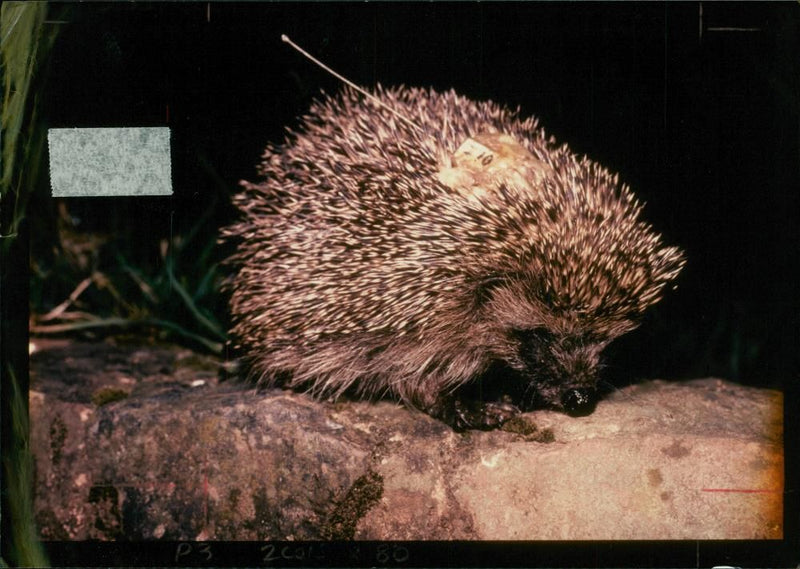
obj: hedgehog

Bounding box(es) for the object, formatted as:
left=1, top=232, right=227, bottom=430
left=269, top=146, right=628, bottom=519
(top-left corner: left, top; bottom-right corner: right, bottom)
left=221, top=84, right=685, bottom=431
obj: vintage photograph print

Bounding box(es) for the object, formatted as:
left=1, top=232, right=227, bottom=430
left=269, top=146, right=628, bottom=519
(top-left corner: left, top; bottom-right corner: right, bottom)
left=2, top=2, right=797, bottom=567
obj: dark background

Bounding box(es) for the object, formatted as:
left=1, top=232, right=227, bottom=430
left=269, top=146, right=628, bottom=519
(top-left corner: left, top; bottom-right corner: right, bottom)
left=38, top=2, right=799, bottom=390
left=11, top=2, right=797, bottom=566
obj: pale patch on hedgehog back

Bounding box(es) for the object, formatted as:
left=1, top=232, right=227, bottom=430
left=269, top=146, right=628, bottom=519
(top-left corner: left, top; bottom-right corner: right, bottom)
left=280, top=35, right=552, bottom=202
left=436, top=132, right=553, bottom=199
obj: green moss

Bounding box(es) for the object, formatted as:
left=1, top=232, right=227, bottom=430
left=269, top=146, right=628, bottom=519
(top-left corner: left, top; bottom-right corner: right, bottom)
left=48, top=414, right=67, bottom=465
left=228, top=487, right=241, bottom=510
left=91, top=387, right=129, bottom=407
left=244, top=486, right=275, bottom=537
left=501, top=415, right=555, bottom=443
left=321, top=470, right=384, bottom=540
left=88, top=485, right=123, bottom=539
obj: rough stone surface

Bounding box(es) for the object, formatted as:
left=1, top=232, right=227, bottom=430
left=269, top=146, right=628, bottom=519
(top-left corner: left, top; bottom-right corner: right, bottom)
left=30, top=339, right=783, bottom=541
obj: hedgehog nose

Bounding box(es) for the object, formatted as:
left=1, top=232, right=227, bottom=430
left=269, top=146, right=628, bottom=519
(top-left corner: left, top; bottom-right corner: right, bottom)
left=561, top=388, right=597, bottom=416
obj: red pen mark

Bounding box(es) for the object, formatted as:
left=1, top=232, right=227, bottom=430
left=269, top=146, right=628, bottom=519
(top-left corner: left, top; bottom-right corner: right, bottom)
left=701, top=488, right=782, bottom=494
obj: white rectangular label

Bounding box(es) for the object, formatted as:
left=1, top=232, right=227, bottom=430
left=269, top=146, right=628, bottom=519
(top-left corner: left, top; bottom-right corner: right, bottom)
left=48, top=127, right=172, bottom=197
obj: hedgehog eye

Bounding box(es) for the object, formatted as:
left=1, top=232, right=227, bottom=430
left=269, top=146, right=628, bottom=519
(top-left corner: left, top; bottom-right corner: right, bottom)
left=560, top=335, right=583, bottom=350
left=512, top=327, right=555, bottom=347
left=512, top=327, right=556, bottom=371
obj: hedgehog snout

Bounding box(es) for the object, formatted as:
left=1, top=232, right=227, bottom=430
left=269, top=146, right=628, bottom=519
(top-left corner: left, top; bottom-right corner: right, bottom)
left=560, top=387, right=597, bottom=416
left=512, top=327, right=602, bottom=414
left=548, top=354, right=600, bottom=416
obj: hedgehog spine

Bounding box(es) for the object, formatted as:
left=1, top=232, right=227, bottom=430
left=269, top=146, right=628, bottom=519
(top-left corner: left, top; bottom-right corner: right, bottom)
left=222, top=39, right=685, bottom=429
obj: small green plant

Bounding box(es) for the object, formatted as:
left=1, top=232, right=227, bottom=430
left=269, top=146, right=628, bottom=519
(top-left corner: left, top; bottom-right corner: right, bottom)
left=29, top=197, right=229, bottom=354
left=2, top=2, right=62, bottom=565
left=2, top=369, right=50, bottom=567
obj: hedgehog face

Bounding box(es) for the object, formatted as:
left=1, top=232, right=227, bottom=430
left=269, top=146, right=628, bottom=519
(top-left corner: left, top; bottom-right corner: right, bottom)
left=481, top=281, right=626, bottom=415
left=510, top=327, right=606, bottom=415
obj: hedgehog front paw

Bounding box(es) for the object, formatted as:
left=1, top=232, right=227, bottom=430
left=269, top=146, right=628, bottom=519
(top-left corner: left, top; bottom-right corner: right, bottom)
left=455, top=399, right=521, bottom=432
left=431, top=398, right=520, bottom=432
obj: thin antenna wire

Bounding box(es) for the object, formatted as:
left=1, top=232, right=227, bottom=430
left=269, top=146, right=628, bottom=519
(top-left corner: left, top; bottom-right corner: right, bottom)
left=281, top=34, right=423, bottom=134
